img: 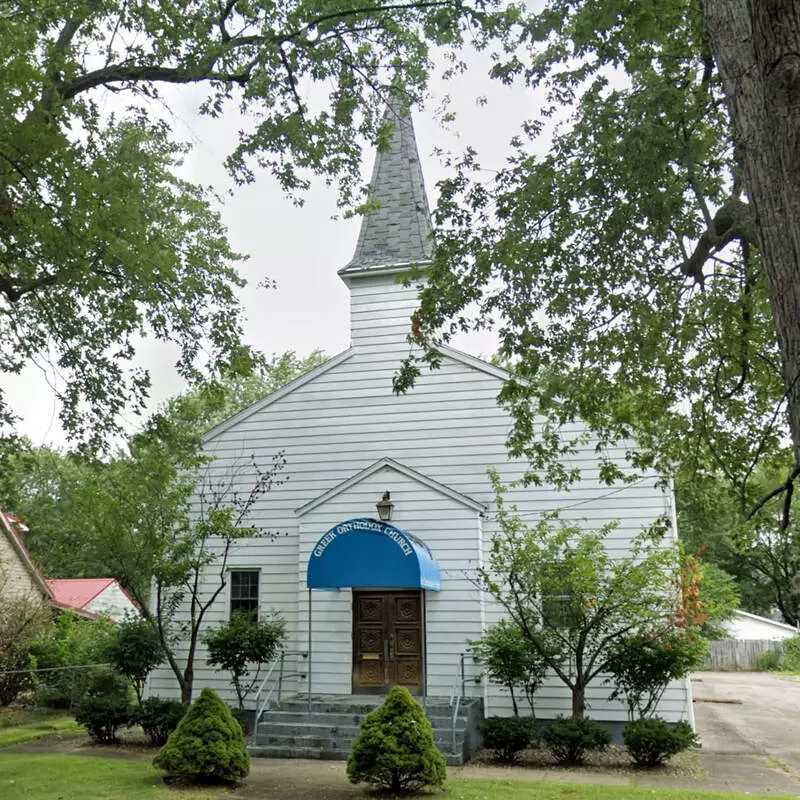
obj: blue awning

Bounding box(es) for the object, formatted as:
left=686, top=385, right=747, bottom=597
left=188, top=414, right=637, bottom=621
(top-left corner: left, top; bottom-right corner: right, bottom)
left=307, top=518, right=441, bottom=591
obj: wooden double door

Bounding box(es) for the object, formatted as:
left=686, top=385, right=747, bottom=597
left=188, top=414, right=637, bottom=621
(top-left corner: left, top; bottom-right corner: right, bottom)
left=352, top=590, right=425, bottom=695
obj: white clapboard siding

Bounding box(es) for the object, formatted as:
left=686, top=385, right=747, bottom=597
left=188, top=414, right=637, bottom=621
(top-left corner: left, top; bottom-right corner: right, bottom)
left=146, top=274, right=690, bottom=724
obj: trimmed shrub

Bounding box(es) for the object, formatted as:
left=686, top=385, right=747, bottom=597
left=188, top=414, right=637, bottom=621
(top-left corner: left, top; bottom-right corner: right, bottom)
left=479, top=715, right=538, bottom=762
left=135, top=697, right=185, bottom=746
left=347, top=686, right=447, bottom=794
left=153, top=688, right=249, bottom=783
left=73, top=668, right=132, bottom=743
left=542, top=715, right=612, bottom=765
left=623, top=718, right=698, bottom=766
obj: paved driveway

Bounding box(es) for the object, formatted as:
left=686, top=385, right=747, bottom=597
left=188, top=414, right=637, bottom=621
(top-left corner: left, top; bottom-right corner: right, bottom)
left=693, top=671, right=800, bottom=775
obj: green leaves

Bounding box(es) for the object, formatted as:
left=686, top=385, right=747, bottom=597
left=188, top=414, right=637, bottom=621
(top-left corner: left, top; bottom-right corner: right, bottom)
left=204, top=611, right=286, bottom=710
left=1, top=0, right=512, bottom=447
left=405, top=0, right=789, bottom=514
left=481, top=474, right=683, bottom=716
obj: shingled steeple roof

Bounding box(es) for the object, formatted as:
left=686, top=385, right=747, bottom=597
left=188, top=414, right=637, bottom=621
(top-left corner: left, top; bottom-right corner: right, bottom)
left=340, top=100, right=433, bottom=277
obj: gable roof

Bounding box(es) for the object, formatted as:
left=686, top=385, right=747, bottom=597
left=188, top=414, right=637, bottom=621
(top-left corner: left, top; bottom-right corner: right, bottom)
left=0, top=509, right=51, bottom=600
left=201, top=348, right=355, bottom=444
left=46, top=578, right=117, bottom=612
left=201, top=344, right=518, bottom=445
left=340, top=99, right=433, bottom=277
left=296, top=457, right=486, bottom=517
left=732, top=609, right=799, bottom=634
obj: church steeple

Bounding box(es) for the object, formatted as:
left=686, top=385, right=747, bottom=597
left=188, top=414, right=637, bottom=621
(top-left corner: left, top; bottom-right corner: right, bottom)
left=340, top=100, right=433, bottom=278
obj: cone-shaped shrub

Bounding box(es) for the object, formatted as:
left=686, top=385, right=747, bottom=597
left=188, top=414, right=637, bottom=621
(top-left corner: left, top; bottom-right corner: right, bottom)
left=153, top=688, right=249, bottom=783
left=347, top=685, right=447, bottom=794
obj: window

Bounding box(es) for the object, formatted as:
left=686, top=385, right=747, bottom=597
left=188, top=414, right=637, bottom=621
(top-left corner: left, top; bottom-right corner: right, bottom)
left=230, top=570, right=259, bottom=619
left=541, top=592, right=578, bottom=630
left=540, top=563, right=579, bottom=630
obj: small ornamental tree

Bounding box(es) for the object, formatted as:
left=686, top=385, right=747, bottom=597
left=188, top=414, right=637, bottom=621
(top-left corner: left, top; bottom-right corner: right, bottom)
left=347, top=686, right=446, bottom=795
left=204, top=611, right=286, bottom=712
left=470, top=619, right=547, bottom=716
left=606, top=629, right=707, bottom=721
left=107, top=617, right=165, bottom=706
left=153, top=688, right=249, bottom=783
left=479, top=474, right=681, bottom=718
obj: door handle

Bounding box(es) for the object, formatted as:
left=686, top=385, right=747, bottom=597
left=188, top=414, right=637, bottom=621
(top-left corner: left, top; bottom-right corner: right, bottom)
left=388, top=634, right=395, bottom=661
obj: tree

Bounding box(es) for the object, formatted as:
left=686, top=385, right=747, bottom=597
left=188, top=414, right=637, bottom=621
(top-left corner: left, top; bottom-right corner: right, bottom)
left=678, top=468, right=800, bottom=625
left=0, top=568, right=50, bottom=705
left=605, top=629, right=707, bottom=721
left=469, top=618, right=546, bottom=716
left=0, top=0, right=509, bottom=447
left=479, top=475, right=683, bottom=718
left=0, top=350, right=326, bottom=593
left=396, top=0, right=800, bottom=535
left=107, top=617, right=166, bottom=706
left=81, top=425, right=287, bottom=706
left=204, top=611, right=286, bottom=712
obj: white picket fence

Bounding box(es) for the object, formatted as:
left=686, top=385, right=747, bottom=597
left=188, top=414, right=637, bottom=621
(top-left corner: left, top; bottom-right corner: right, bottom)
left=702, top=639, right=782, bottom=670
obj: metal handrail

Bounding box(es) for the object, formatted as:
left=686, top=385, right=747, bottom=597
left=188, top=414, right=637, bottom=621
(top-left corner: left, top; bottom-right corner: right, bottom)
left=252, top=649, right=308, bottom=746
left=448, top=652, right=466, bottom=754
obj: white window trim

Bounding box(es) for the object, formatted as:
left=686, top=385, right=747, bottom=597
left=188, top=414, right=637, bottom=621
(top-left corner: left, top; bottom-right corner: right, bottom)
left=227, top=568, right=261, bottom=620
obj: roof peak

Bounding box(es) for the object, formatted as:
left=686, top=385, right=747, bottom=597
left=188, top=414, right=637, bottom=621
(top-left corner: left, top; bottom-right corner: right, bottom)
left=340, top=100, right=433, bottom=277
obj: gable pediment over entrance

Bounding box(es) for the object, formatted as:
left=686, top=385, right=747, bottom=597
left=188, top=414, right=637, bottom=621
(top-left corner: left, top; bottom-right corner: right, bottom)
left=295, top=457, right=486, bottom=517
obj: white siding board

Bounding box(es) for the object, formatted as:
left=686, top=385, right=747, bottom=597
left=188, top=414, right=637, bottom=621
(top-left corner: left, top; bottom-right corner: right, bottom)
left=148, top=278, right=690, bottom=725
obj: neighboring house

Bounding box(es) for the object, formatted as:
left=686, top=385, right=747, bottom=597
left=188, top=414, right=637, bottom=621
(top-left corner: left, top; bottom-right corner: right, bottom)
left=148, top=102, right=692, bottom=744
left=724, top=610, right=798, bottom=641
left=0, top=509, right=51, bottom=605
left=46, top=578, right=138, bottom=622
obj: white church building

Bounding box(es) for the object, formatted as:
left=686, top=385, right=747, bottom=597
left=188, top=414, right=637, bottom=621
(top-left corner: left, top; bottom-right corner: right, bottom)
left=148, top=102, right=693, bottom=760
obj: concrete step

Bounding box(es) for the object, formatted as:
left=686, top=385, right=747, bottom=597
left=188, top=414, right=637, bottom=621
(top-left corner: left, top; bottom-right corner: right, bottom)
left=255, top=721, right=466, bottom=739
left=249, top=743, right=466, bottom=766
left=279, top=700, right=461, bottom=716
left=259, top=710, right=468, bottom=730
left=255, top=732, right=460, bottom=751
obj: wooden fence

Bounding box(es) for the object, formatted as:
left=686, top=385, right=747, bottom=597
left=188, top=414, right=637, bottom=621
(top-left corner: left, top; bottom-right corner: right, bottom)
left=701, top=639, right=783, bottom=670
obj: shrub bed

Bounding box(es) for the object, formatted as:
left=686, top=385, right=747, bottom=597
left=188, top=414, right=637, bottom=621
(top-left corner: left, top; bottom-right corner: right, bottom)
left=623, top=718, right=698, bottom=766
left=542, top=715, right=612, bottom=765
left=479, top=715, right=538, bottom=763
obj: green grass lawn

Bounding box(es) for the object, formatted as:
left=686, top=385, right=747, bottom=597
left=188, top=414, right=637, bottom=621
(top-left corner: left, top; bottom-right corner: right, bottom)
left=0, top=754, right=223, bottom=799
left=446, top=781, right=799, bottom=800
left=0, top=754, right=798, bottom=800
left=0, top=708, right=82, bottom=747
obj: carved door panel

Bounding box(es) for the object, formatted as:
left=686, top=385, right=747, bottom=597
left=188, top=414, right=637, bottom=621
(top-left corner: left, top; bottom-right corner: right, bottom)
left=353, top=591, right=424, bottom=695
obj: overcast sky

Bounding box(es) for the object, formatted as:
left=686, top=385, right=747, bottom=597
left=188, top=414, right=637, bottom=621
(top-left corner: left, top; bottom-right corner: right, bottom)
left=1, top=51, right=539, bottom=450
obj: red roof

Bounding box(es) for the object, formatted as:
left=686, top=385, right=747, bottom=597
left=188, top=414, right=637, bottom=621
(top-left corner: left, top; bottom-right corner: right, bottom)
left=45, top=578, right=117, bottom=610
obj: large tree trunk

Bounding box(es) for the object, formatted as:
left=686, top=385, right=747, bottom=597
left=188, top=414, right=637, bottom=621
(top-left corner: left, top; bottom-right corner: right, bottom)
left=705, top=1, right=800, bottom=465
left=572, top=683, right=586, bottom=718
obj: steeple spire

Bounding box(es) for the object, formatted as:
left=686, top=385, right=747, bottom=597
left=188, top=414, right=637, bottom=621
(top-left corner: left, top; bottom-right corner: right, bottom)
left=340, top=99, right=433, bottom=277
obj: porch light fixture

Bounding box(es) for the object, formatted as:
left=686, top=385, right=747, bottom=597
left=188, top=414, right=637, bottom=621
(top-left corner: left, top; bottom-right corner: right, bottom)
left=376, top=490, right=394, bottom=521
